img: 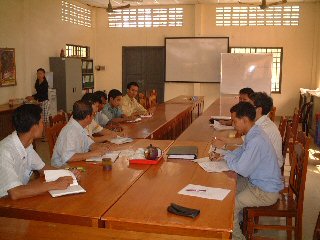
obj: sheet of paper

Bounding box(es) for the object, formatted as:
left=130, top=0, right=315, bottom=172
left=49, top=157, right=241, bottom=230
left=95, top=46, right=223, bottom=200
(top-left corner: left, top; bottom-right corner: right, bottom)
left=192, top=157, right=210, bottom=163
left=49, top=185, right=86, bottom=198
left=127, top=117, right=142, bottom=123
left=210, top=120, right=234, bottom=131
left=140, top=114, right=153, bottom=118
left=198, top=161, right=230, bottom=173
left=44, top=170, right=77, bottom=186
left=211, top=115, right=231, bottom=120
left=86, top=151, right=121, bottom=162
left=178, top=184, right=230, bottom=201
left=109, top=136, right=133, bottom=145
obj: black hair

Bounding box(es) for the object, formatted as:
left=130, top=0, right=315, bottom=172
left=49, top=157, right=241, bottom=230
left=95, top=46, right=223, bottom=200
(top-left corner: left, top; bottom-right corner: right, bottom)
left=72, top=100, right=93, bottom=121
left=249, top=92, right=273, bottom=115
left=94, top=91, right=107, bottom=102
left=37, top=68, right=45, bottom=74
left=127, top=82, right=139, bottom=90
left=13, top=104, right=42, bottom=134
left=108, top=89, right=122, bottom=102
left=239, top=87, right=254, bottom=96
left=81, top=93, right=101, bottom=104
left=230, top=102, right=256, bottom=121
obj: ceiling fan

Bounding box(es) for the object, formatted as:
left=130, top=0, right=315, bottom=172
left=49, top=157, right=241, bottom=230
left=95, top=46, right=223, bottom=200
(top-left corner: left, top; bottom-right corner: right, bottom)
left=87, top=0, right=130, bottom=13
left=238, top=0, right=287, bottom=10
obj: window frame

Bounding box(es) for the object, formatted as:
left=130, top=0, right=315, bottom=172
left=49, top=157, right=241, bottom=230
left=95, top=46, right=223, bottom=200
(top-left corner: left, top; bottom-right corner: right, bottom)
left=230, top=46, right=283, bottom=93
left=66, top=44, right=90, bottom=58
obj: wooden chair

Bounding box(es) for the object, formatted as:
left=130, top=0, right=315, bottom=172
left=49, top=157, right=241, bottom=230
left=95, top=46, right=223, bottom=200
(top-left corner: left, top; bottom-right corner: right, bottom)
left=148, top=89, right=158, bottom=108
left=243, top=133, right=311, bottom=240
left=268, top=106, right=276, bottom=122
left=301, top=102, right=313, bottom=136
left=46, top=123, right=66, bottom=157
left=138, top=92, right=147, bottom=109
left=279, top=116, right=288, bottom=142
left=314, top=212, right=320, bottom=240
left=49, top=112, right=67, bottom=127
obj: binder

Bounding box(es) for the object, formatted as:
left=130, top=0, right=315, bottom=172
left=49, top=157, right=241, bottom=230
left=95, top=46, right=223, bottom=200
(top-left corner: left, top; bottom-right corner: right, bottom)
left=167, top=146, right=198, bottom=160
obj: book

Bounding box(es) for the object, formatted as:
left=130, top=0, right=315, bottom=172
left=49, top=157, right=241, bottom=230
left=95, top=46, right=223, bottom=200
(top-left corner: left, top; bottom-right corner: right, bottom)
left=44, top=170, right=86, bottom=198
left=167, top=146, right=198, bottom=160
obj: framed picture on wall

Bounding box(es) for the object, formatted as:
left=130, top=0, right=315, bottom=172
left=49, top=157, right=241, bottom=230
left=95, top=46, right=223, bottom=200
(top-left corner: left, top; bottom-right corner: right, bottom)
left=0, top=48, right=16, bottom=87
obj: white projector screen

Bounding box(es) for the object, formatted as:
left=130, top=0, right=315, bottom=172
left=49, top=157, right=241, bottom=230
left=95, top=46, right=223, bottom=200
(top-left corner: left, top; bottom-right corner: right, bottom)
left=221, top=53, right=273, bottom=95
left=165, top=37, right=229, bottom=83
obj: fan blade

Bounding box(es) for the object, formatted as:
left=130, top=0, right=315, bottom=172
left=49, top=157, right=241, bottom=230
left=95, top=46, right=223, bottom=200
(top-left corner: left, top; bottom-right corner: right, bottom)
left=113, top=4, right=130, bottom=10
left=238, top=1, right=259, bottom=6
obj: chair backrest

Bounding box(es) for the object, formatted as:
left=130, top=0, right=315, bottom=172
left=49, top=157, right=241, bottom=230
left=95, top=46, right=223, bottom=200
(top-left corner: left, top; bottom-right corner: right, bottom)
left=291, top=108, right=300, bottom=143
left=49, top=112, right=67, bottom=127
left=278, top=116, right=287, bottom=141
left=138, top=92, right=147, bottom=109
left=46, top=123, right=66, bottom=157
left=268, top=106, right=276, bottom=122
left=288, top=133, right=310, bottom=219
left=148, top=89, right=158, bottom=108
left=282, top=122, right=292, bottom=159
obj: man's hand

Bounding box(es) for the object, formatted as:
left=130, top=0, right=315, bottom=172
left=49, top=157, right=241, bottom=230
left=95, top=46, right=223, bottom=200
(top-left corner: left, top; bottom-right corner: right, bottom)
left=209, top=152, right=222, bottom=162
left=52, top=176, right=73, bottom=190
left=211, top=137, right=226, bottom=148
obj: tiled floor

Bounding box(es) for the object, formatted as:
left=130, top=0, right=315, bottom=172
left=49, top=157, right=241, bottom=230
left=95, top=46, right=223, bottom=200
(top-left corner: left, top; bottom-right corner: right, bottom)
left=35, top=138, right=320, bottom=239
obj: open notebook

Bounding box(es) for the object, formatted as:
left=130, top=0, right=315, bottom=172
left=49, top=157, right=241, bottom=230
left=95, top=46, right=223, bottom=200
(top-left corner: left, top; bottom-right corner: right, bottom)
left=44, top=170, right=86, bottom=197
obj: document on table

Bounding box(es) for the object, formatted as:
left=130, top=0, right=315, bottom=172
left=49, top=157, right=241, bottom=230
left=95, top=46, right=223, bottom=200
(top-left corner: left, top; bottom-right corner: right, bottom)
left=210, top=120, right=234, bottom=131
left=44, top=170, right=86, bottom=197
left=109, top=136, right=133, bottom=144
left=127, top=117, right=142, bottom=123
left=210, top=115, right=231, bottom=120
left=140, top=114, right=153, bottom=118
left=86, top=151, right=121, bottom=162
left=198, top=161, right=230, bottom=173
left=178, top=184, right=230, bottom=201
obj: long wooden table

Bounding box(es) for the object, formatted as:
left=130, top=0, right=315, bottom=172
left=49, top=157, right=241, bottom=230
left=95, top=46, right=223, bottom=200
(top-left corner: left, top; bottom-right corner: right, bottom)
left=202, top=96, right=238, bottom=117
left=0, top=139, right=173, bottom=227
left=0, top=217, right=219, bottom=240
left=102, top=141, right=237, bottom=238
left=121, top=103, right=193, bottom=140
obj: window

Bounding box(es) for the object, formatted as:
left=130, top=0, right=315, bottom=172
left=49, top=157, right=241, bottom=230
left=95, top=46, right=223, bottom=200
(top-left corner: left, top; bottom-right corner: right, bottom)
left=230, top=47, right=283, bottom=93
left=108, top=7, right=183, bottom=28
left=66, top=44, right=90, bottom=58
left=61, top=0, right=92, bottom=27
left=216, top=6, right=300, bottom=26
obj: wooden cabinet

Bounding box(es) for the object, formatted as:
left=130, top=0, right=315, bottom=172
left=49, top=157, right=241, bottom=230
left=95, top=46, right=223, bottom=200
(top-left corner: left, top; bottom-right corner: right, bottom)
left=49, top=58, right=82, bottom=112
left=0, top=104, right=20, bottom=140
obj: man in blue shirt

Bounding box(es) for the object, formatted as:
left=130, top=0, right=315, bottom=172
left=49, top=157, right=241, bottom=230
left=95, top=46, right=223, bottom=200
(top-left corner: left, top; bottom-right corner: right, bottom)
left=212, top=102, right=283, bottom=239
left=102, top=89, right=132, bottom=123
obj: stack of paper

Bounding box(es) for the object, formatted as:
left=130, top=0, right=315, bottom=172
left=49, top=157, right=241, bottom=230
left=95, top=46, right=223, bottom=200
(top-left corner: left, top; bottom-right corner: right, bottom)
left=211, top=120, right=234, bottom=131
left=198, top=161, right=230, bottom=173
left=44, top=170, right=86, bottom=198
left=167, top=146, right=198, bottom=160
left=140, top=114, right=153, bottom=118
left=210, top=115, right=231, bottom=120
left=86, top=151, right=121, bottom=162
left=109, top=136, right=133, bottom=145
left=127, top=117, right=142, bottom=123
left=178, top=184, right=230, bottom=201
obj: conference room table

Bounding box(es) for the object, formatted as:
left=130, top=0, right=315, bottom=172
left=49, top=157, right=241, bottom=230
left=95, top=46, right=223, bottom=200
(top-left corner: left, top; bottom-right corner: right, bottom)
left=0, top=217, right=220, bottom=240
left=121, top=103, right=193, bottom=139
left=202, top=96, right=238, bottom=117
left=101, top=140, right=237, bottom=238
left=0, top=139, right=173, bottom=227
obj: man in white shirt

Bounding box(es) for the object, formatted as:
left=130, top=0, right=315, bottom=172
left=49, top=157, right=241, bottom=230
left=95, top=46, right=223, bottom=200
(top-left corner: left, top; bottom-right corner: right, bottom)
left=0, top=104, right=73, bottom=200
left=51, top=100, right=109, bottom=167
left=82, top=93, right=117, bottom=143
left=122, top=82, right=148, bottom=117
left=212, top=92, right=283, bottom=168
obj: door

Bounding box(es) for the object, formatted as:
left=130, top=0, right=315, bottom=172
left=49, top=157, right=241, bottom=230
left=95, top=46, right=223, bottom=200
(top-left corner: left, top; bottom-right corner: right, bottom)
left=122, top=47, right=165, bottom=103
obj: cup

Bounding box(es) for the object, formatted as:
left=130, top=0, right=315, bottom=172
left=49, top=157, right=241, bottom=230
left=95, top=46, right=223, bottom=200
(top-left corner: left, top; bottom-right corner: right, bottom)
left=102, top=158, right=112, bottom=171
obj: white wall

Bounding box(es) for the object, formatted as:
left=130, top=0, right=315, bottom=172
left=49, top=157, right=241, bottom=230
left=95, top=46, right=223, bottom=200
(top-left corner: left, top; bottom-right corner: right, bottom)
left=0, top=0, right=95, bottom=104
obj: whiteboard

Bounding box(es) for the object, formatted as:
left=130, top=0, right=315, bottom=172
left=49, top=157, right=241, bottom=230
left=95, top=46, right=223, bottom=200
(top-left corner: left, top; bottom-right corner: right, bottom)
left=165, top=38, right=229, bottom=83
left=220, top=53, right=273, bottom=95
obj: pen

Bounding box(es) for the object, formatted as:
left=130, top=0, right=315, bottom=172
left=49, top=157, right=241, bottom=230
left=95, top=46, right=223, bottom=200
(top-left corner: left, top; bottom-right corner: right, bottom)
left=186, top=189, right=206, bottom=192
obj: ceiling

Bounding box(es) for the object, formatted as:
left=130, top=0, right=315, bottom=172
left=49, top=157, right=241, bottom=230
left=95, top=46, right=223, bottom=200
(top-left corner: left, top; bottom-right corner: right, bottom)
left=78, top=0, right=318, bottom=8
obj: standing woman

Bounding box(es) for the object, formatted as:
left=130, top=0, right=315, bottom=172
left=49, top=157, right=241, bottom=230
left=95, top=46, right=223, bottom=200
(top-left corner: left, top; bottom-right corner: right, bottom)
left=26, top=68, right=49, bottom=137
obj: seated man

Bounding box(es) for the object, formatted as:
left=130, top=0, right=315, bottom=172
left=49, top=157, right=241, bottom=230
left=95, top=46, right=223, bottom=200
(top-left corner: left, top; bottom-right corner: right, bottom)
left=122, top=82, right=148, bottom=117
left=52, top=100, right=109, bottom=167
left=219, top=87, right=254, bottom=126
left=94, top=90, right=110, bottom=127
left=81, top=93, right=117, bottom=143
left=212, top=92, right=283, bottom=168
left=102, top=89, right=131, bottom=123
left=211, top=102, right=283, bottom=239
left=0, top=104, right=73, bottom=200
